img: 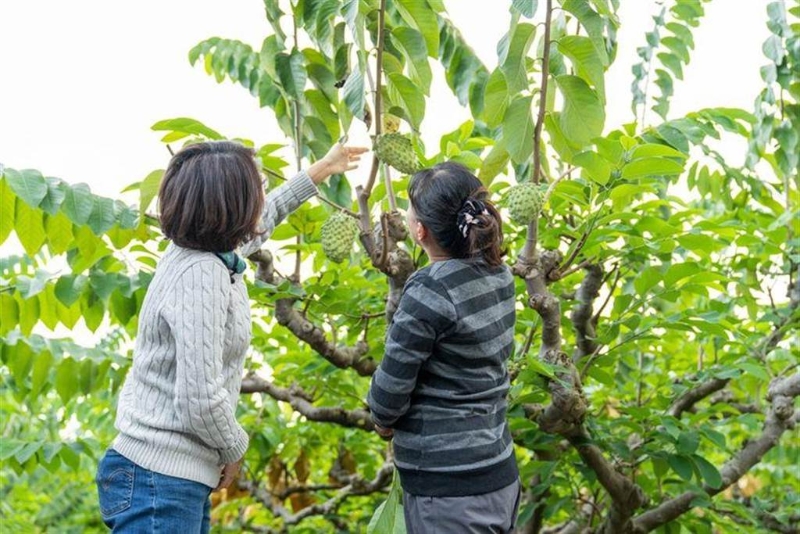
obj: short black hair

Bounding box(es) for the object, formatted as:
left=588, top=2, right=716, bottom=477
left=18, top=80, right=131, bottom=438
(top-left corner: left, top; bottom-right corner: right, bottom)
left=158, top=141, right=265, bottom=252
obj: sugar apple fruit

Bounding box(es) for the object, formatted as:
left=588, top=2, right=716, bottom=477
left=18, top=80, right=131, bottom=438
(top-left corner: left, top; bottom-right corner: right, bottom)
left=374, top=133, right=419, bottom=175
left=321, top=211, right=359, bottom=263
left=505, top=183, right=543, bottom=225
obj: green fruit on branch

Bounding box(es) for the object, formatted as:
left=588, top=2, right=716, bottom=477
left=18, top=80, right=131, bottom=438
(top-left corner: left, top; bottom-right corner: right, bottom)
left=321, top=211, right=359, bottom=263
left=374, top=133, right=420, bottom=175
left=505, top=183, right=543, bottom=225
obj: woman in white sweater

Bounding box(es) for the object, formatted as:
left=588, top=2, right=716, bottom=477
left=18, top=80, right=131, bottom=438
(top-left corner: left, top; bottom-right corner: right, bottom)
left=96, top=140, right=366, bottom=532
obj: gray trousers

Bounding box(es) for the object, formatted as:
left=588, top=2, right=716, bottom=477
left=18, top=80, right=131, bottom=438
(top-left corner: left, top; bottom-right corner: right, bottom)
left=403, top=479, right=522, bottom=534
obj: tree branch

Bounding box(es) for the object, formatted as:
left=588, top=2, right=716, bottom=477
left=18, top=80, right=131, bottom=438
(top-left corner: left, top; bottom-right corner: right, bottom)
left=240, top=462, right=394, bottom=528
left=667, top=377, right=730, bottom=418
left=250, top=250, right=376, bottom=376
left=240, top=376, right=374, bottom=431
left=571, top=263, right=603, bottom=362
left=632, top=373, right=800, bottom=532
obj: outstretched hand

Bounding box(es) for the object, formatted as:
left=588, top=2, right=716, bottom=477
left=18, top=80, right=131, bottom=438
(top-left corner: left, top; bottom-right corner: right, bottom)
left=307, top=143, right=369, bottom=184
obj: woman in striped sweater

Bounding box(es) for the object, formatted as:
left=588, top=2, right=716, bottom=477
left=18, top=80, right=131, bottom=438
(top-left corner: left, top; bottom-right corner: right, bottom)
left=367, top=162, right=521, bottom=533
left=95, top=140, right=366, bottom=533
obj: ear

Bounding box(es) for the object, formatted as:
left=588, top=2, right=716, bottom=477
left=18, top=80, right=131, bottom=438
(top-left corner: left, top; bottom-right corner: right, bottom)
left=416, top=221, right=428, bottom=242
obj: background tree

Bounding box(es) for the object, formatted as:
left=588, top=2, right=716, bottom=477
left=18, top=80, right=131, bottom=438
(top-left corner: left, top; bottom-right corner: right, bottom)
left=1, top=0, right=798, bottom=532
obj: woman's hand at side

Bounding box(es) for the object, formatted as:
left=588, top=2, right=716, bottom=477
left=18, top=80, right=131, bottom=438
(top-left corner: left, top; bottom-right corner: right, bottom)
left=307, top=143, right=369, bottom=185
left=375, top=423, right=394, bottom=441
left=215, top=460, right=242, bottom=491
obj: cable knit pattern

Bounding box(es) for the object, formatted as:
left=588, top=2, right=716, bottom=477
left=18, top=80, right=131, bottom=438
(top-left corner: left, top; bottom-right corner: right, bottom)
left=112, top=171, right=317, bottom=489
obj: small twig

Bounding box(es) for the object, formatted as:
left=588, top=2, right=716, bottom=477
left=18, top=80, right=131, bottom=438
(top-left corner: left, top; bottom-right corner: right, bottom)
left=593, top=264, right=622, bottom=323
left=542, top=167, right=575, bottom=205
left=384, top=163, right=397, bottom=211
left=554, top=258, right=593, bottom=281
left=363, top=0, right=386, bottom=199
left=317, top=194, right=359, bottom=218
left=166, top=144, right=174, bottom=156
left=378, top=212, right=390, bottom=268
left=532, top=0, right=554, bottom=185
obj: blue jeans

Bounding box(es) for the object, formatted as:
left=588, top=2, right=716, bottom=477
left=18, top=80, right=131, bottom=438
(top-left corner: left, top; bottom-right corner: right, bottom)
left=96, top=449, right=212, bottom=533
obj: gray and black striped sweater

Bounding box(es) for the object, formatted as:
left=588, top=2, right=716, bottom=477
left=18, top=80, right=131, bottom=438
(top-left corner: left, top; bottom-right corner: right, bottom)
left=367, top=258, right=518, bottom=497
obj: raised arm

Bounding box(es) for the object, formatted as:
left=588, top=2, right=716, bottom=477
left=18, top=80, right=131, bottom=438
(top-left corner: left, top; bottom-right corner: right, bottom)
left=239, top=144, right=368, bottom=257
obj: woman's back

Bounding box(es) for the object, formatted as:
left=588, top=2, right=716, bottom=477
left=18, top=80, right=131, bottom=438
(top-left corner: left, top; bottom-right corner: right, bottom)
left=370, top=257, right=517, bottom=497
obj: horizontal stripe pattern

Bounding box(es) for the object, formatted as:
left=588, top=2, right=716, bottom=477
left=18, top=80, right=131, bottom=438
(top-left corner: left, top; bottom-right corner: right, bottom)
left=367, top=258, right=518, bottom=496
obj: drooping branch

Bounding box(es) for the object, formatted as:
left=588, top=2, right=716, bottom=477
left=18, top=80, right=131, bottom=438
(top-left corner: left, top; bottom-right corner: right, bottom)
left=632, top=373, right=800, bottom=533
left=249, top=250, right=376, bottom=375
left=240, top=375, right=374, bottom=431
left=240, top=461, right=394, bottom=529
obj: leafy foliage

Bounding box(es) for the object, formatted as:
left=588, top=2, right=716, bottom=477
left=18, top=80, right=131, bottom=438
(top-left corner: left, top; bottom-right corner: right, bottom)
left=1, top=1, right=798, bottom=533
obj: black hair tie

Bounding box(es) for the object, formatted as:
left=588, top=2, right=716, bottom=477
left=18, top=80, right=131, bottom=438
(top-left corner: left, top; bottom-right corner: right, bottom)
left=457, top=198, right=489, bottom=238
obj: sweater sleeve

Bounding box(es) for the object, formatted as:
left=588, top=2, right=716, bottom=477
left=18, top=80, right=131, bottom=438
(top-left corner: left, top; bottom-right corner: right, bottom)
left=238, top=170, right=318, bottom=257
left=366, top=274, right=456, bottom=428
left=167, top=261, right=249, bottom=464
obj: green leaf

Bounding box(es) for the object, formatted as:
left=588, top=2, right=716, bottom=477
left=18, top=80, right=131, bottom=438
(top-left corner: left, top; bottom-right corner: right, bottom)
left=276, top=50, right=307, bottom=100
left=15, top=441, right=42, bottom=464
left=39, top=178, right=68, bottom=215
left=55, top=275, right=87, bottom=307
left=391, top=27, right=432, bottom=94
left=558, top=36, right=605, bottom=98
left=668, top=454, right=694, bottom=481
left=634, top=266, right=661, bottom=296
left=61, top=183, right=95, bottom=225
left=139, top=170, right=164, bottom=215
left=367, top=471, right=405, bottom=534
left=631, top=143, right=688, bottom=160
left=479, top=143, right=510, bottom=183
left=0, top=294, right=19, bottom=334
left=31, top=350, right=54, bottom=397
left=395, top=0, right=439, bottom=57
left=512, top=0, right=538, bottom=18
left=483, top=69, right=509, bottom=128
left=4, top=168, right=48, bottom=207
left=87, top=197, right=117, bottom=236
left=387, top=73, right=426, bottom=130
left=692, top=455, right=722, bottom=489
left=621, top=157, right=685, bottom=179
left=55, top=358, right=80, bottom=404
left=0, top=178, right=15, bottom=244
left=561, top=0, right=609, bottom=65
left=573, top=151, right=611, bottom=185
left=45, top=211, right=74, bottom=255
left=342, top=68, right=365, bottom=120
left=500, top=23, right=536, bottom=94
left=677, top=431, right=700, bottom=455
left=151, top=118, right=223, bottom=141
left=15, top=200, right=46, bottom=256
left=503, top=96, right=534, bottom=165
left=555, top=75, right=605, bottom=146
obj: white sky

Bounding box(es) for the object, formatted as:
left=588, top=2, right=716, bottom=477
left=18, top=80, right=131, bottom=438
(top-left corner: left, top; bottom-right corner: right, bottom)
left=0, top=1, right=768, bottom=197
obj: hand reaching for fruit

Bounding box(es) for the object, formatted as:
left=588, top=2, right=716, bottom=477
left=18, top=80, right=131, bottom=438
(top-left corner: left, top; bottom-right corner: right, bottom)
left=307, top=143, right=369, bottom=185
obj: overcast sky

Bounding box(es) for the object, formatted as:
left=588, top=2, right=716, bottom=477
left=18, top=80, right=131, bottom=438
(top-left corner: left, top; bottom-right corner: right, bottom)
left=0, top=1, right=769, bottom=234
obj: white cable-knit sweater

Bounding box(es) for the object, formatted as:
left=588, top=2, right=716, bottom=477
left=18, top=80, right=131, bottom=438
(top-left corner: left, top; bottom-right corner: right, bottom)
left=112, top=171, right=317, bottom=488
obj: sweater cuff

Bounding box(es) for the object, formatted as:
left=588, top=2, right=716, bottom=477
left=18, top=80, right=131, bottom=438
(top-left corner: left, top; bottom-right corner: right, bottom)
left=219, top=426, right=249, bottom=464
left=288, top=170, right=318, bottom=204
